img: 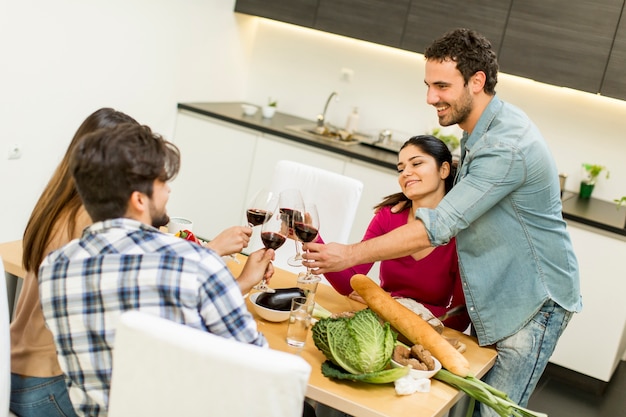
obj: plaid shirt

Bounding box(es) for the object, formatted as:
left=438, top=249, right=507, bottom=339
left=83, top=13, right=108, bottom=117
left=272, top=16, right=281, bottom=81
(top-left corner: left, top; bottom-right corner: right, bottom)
left=39, top=218, right=266, bottom=416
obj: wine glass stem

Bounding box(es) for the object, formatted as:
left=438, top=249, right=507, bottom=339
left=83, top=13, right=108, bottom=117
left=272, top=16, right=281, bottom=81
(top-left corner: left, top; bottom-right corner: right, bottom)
left=294, top=239, right=302, bottom=259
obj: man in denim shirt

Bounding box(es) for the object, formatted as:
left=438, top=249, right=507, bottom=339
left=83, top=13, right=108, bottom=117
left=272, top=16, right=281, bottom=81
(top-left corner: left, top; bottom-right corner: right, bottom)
left=306, top=28, right=582, bottom=416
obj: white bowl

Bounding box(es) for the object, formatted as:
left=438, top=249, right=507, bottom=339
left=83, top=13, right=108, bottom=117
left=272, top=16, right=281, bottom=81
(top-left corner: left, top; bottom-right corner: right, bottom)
left=249, top=292, right=290, bottom=322
left=391, top=355, right=442, bottom=379
left=241, top=104, right=258, bottom=116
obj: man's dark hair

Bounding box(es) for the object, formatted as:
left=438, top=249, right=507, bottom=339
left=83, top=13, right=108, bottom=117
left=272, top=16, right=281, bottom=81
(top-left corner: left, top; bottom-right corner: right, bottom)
left=424, top=28, right=499, bottom=95
left=70, top=123, right=181, bottom=222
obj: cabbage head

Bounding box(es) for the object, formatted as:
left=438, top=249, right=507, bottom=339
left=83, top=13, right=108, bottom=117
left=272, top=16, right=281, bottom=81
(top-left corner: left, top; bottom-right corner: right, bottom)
left=312, top=309, right=396, bottom=375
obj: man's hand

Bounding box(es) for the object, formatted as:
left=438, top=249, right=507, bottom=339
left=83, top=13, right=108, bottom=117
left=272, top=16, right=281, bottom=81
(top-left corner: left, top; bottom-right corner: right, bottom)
left=390, top=200, right=408, bottom=214
left=205, top=226, right=252, bottom=256
left=302, top=241, right=354, bottom=274
left=237, top=248, right=275, bottom=294
left=303, top=220, right=431, bottom=274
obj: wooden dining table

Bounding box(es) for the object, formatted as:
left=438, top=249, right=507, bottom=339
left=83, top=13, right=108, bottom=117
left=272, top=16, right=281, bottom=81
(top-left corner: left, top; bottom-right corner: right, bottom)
left=226, top=254, right=497, bottom=417
left=1, top=239, right=497, bottom=417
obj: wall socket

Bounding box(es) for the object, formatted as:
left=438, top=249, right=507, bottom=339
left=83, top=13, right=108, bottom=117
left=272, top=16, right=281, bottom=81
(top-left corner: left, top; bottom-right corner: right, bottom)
left=8, top=144, right=22, bottom=160
left=340, top=67, right=354, bottom=83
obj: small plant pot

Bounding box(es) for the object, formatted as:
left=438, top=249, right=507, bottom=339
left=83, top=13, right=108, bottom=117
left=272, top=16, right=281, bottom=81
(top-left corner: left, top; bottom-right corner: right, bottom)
left=262, top=106, right=277, bottom=119
left=579, top=182, right=595, bottom=199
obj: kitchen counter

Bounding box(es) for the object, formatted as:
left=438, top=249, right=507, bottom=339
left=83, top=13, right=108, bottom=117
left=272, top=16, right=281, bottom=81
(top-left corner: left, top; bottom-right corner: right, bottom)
left=178, top=102, right=626, bottom=238
left=561, top=192, right=626, bottom=238
left=178, top=102, right=399, bottom=170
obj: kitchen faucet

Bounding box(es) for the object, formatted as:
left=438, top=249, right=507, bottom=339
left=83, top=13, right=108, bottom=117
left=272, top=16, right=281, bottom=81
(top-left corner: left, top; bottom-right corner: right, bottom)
left=317, top=91, right=339, bottom=128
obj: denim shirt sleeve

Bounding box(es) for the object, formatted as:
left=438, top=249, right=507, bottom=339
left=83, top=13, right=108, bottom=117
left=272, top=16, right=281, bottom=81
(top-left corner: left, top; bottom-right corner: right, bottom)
left=416, top=137, right=526, bottom=246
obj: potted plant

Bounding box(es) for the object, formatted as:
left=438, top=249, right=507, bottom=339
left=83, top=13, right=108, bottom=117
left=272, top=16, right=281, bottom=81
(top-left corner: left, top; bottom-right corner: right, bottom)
left=262, top=97, right=277, bottom=119
left=430, top=128, right=460, bottom=153
left=615, top=196, right=626, bottom=208
left=579, top=163, right=609, bottom=199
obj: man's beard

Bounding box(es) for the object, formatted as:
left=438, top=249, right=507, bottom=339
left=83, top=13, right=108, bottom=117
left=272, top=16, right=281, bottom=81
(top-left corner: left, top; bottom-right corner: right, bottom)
left=438, top=87, right=473, bottom=127
left=152, top=214, right=170, bottom=229
left=149, top=202, right=170, bottom=228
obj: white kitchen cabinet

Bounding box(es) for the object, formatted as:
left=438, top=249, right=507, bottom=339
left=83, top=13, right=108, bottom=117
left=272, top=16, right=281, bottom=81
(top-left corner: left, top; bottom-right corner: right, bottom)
left=549, top=222, right=626, bottom=382
left=168, top=111, right=259, bottom=239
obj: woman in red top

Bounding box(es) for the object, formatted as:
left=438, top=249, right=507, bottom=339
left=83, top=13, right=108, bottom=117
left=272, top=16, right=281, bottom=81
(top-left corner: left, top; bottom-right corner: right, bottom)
left=323, top=135, right=470, bottom=332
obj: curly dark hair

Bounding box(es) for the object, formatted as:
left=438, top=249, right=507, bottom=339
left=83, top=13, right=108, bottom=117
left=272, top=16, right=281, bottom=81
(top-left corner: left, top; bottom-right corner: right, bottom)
left=424, top=28, right=498, bottom=95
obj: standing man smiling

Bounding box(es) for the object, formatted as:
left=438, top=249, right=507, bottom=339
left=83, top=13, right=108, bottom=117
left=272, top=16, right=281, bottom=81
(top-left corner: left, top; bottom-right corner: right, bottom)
left=305, top=28, right=581, bottom=415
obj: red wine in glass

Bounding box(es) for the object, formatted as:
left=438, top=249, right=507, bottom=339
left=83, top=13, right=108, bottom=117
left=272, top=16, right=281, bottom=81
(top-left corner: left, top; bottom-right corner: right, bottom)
left=261, top=231, right=286, bottom=250
left=279, top=208, right=303, bottom=225
left=294, top=222, right=318, bottom=243
left=247, top=209, right=272, bottom=227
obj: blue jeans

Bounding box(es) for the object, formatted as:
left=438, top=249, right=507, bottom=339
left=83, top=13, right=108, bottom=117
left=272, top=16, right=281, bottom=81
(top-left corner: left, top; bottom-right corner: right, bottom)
left=475, top=299, right=572, bottom=417
left=10, top=374, right=78, bottom=417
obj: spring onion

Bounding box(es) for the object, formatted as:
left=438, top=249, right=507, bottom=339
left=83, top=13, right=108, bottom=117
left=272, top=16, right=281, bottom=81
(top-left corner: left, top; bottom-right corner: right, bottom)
left=433, top=369, right=547, bottom=417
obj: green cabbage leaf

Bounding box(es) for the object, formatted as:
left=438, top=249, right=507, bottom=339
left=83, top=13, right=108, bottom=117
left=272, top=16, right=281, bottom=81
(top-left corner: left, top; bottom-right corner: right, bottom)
left=321, top=361, right=410, bottom=384
left=312, top=309, right=406, bottom=383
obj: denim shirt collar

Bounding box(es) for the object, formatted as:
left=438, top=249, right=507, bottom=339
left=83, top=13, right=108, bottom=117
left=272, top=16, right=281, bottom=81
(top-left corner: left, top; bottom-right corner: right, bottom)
left=459, top=95, right=503, bottom=167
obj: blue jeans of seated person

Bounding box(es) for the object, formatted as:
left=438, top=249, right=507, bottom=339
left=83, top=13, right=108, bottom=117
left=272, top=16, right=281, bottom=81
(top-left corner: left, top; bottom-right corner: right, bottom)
left=474, top=299, right=573, bottom=417
left=10, top=374, right=79, bottom=417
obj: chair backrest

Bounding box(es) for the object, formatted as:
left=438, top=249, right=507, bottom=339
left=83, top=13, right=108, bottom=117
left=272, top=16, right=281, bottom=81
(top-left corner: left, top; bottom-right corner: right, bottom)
left=248, top=160, right=364, bottom=273
left=1, top=256, right=10, bottom=417
left=108, top=311, right=311, bottom=417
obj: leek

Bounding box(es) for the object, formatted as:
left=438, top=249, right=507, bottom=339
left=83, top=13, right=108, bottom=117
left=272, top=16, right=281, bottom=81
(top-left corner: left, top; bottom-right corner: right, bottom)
left=433, top=369, right=547, bottom=417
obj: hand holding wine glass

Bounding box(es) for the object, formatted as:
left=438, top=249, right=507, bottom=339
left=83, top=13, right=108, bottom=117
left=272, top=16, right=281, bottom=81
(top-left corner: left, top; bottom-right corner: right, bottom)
left=253, top=210, right=288, bottom=293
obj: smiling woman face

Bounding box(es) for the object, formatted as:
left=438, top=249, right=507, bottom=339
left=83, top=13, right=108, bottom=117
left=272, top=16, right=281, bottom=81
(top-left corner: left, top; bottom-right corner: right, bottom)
left=397, top=144, right=448, bottom=206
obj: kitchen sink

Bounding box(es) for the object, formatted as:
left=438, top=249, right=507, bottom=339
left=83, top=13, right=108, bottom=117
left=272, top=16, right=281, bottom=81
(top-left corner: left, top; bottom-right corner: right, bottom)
left=285, top=123, right=408, bottom=154
left=285, top=123, right=369, bottom=146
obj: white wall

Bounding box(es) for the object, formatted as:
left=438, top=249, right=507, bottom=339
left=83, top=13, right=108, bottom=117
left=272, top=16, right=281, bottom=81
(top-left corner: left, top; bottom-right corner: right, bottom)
left=0, top=0, right=252, bottom=241
left=243, top=18, right=626, bottom=207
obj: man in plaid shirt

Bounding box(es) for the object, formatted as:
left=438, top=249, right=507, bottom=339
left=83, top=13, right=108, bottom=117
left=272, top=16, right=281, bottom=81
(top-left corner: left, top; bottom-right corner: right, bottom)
left=39, top=123, right=275, bottom=416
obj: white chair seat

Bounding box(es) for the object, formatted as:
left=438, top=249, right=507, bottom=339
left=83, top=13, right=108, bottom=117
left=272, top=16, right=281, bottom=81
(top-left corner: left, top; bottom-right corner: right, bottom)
left=108, top=311, right=311, bottom=417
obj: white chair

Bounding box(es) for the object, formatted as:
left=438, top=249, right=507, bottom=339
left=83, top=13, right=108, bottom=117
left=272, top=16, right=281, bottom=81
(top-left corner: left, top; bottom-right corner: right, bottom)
left=248, top=160, right=364, bottom=274
left=108, top=311, right=311, bottom=417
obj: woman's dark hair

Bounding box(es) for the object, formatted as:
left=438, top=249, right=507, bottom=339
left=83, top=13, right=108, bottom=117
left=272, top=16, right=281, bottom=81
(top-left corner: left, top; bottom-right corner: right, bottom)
left=70, top=123, right=181, bottom=222
left=375, top=135, right=456, bottom=210
left=424, top=28, right=498, bottom=95
left=22, top=108, right=138, bottom=273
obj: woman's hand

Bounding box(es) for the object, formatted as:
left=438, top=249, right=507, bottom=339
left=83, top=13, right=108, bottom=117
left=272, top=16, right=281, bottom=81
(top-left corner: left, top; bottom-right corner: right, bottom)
left=348, top=291, right=366, bottom=304
left=205, top=226, right=252, bottom=256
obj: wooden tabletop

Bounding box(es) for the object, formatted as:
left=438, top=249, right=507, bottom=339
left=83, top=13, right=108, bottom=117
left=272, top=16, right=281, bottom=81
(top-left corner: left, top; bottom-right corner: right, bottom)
left=0, top=240, right=497, bottom=417
left=0, top=240, right=24, bottom=278
left=227, top=255, right=497, bottom=417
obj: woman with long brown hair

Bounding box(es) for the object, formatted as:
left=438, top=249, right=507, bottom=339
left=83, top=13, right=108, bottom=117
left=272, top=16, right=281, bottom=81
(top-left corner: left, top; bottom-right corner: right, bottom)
left=10, top=108, right=139, bottom=416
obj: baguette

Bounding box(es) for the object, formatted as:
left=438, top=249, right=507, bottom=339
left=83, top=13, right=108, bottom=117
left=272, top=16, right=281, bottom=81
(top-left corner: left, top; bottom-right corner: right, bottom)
left=350, top=274, right=471, bottom=377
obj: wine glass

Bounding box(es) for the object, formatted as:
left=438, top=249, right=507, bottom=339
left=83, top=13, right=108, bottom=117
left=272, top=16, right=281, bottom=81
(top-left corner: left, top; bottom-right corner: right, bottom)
left=277, top=189, right=305, bottom=267
left=225, top=189, right=276, bottom=264
left=245, top=188, right=277, bottom=228
left=294, top=203, right=320, bottom=278
left=253, top=210, right=288, bottom=293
